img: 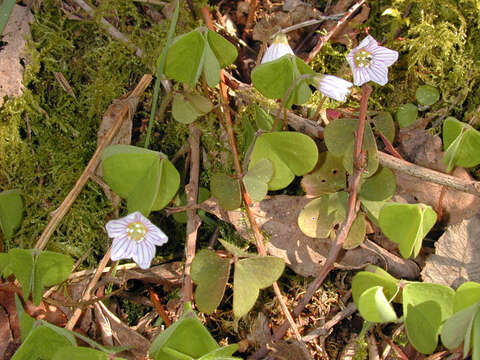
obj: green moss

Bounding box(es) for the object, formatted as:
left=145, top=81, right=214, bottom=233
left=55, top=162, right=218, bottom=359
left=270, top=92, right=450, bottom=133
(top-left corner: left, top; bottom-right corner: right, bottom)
left=0, top=0, right=201, bottom=264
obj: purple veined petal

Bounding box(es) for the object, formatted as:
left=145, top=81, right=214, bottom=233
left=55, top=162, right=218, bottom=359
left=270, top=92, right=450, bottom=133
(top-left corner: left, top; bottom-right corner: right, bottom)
left=352, top=67, right=371, bottom=86
left=366, top=63, right=389, bottom=86
left=356, top=35, right=376, bottom=51
left=261, top=43, right=294, bottom=64
left=111, top=236, right=133, bottom=261
left=105, top=219, right=129, bottom=238
left=132, top=241, right=155, bottom=269
left=144, top=229, right=168, bottom=247
left=317, top=75, right=352, bottom=102
left=371, top=47, right=399, bottom=67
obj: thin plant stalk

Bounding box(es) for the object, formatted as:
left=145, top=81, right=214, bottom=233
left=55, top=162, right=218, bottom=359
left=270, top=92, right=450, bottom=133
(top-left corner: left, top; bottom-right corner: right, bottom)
left=144, top=0, right=180, bottom=149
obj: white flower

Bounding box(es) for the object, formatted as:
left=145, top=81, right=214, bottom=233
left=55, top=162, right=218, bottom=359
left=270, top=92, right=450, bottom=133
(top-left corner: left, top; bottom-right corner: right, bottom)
left=106, top=211, right=168, bottom=269
left=315, top=75, right=353, bottom=102
left=346, top=35, right=399, bottom=86
left=261, top=34, right=294, bottom=64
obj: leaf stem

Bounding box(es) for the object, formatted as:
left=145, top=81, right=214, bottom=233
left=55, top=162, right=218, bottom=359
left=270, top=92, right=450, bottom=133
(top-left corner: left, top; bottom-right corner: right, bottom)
left=144, top=0, right=180, bottom=149
left=251, top=84, right=373, bottom=359
left=201, top=7, right=301, bottom=341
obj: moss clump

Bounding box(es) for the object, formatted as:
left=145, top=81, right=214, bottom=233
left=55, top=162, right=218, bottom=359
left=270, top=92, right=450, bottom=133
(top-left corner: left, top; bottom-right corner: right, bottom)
left=0, top=1, right=200, bottom=263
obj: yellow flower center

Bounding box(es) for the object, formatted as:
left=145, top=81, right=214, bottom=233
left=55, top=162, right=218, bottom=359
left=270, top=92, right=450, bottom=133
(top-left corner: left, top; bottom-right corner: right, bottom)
left=354, top=49, right=373, bottom=68
left=127, top=222, right=147, bottom=242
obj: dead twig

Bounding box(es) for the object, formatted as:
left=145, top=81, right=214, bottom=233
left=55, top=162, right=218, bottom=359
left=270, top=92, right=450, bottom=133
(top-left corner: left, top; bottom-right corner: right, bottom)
left=34, top=75, right=152, bottom=251
left=251, top=84, right=373, bottom=359
left=306, top=0, right=368, bottom=63
left=148, top=288, right=172, bottom=326
left=182, top=124, right=202, bottom=304
left=201, top=6, right=302, bottom=343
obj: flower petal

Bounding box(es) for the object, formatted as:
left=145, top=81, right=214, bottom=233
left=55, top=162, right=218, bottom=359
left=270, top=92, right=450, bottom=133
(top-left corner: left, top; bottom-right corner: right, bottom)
left=352, top=68, right=371, bottom=86
left=317, top=75, right=352, bottom=102
left=145, top=228, right=168, bottom=247
left=132, top=241, right=155, bottom=269
left=111, top=236, right=133, bottom=261
left=371, top=47, right=398, bottom=67
left=366, top=63, right=389, bottom=86
left=261, top=43, right=294, bottom=64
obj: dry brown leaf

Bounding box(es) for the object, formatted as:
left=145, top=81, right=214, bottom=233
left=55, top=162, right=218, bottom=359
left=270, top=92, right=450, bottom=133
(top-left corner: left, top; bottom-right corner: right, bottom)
left=249, top=312, right=272, bottom=350
left=95, top=97, right=136, bottom=205
left=421, top=214, right=480, bottom=288
left=0, top=5, right=34, bottom=107
left=201, top=196, right=419, bottom=279
left=0, top=290, right=19, bottom=358
left=268, top=339, right=313, bottom=360
left=96, top=301, right=150, bottom=359
left=396, top=129, right=480, bottom=224
left=329, top=4, right=370, bottom=46
left=94, top=302, right=114, bottom=346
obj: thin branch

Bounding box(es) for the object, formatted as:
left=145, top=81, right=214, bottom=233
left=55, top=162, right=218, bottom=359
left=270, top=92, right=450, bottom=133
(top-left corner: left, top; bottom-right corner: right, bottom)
left=378, top=152, right=480, bottom=197
left=182, top=124, right=202, bottom=304
left=34, top=75, right=152, bottom=251
left=201, top=7, right=302, bottom=342
left=148, top=288, right=172, bottom=326
left=251, top=84, right=373, bottom=359
left=65, top=247, right=112, bottom=330
left=306, top=0, right=368, bottom=63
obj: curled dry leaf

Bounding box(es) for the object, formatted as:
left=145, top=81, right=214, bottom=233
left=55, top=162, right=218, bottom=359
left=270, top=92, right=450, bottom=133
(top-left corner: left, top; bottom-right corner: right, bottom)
left=0, top=289, right=19, bottom=357
left=267, top=339, right=313, bottom=360
left=95, top=97, right=137, bottom=206
left=396, top=129, right=480, bottom=225
left=0, top=5, right=34, bottom=107
left=201, top=196, right=419, bottom=279
left=422, top=214, right=480, bottom=288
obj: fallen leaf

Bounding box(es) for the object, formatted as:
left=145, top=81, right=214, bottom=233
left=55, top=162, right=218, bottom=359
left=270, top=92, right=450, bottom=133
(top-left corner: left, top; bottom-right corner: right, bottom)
left=421, top=214, right=480, bottom=288
left=201, top=196, right=419, bottom=279
left=268, top=339, right=313, bottom=360
left=395, top=129, right=480, bottom=224
left=0, top=5, right=34, bottom=107
left=95, top=301, right=150, bottom=359
left=249, top=312, right=272, bottom=350
left=95, top=97, right=137, bottom=206
left=0, top=289, right=18, bottom=357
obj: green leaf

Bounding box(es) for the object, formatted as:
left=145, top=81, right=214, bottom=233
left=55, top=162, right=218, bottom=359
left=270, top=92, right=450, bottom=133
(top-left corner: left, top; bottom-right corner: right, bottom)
left=372, top=112, right=395, bottom=144
left=0, top=0, right=15, bottom=36
left=203, top=41, right=221, bottom=87
left=206, top=30, right=238, bottom=68
left=441, top=302, right=479, bottom=350
left=191, top=249, right=231, bottom=314
left=454, top=282, right=480, bottom=313
left=165, top=30, right=206, bottom=86
left=343, top=213, right=366, bottom=249
left=396, top=103, right=418, bottom=128
left=403, top=282, right=454, bottom=354
left=249, top=132, right=318, bottom=190
left=352, top=268, right=399, bottom=306
left=301, top=152, right=346, bottom=196
left=9, top=249, right=73, bottom=305
left=172, top=93, right=213, bottom=124
left=0, top=189, right=23, bottom=239
left=324, top=118, right=378, bottom=178
left=255, top=105, right=281, bottom=132
left=52, top=346, right=121, bottom=360
left=416, top=85, right=440, bottom=106
left=360, top=199, right=387, bottom=227
left=297, top=192, right=348, bottom=239
left=379, top=203, right=437, bottom=258
left=442, top=117, right=480, bottom=172
left=198, top=344, right=240, bottom=360
left=0, top=253, right=12, bottom=278
left=472, top=310, right=480, bottom=360
left=15, top=294, right=36, bottom=342
left=251, top=55, right=314, bottom=108
left=243, top=158, right=274, bottom=202
left=12, top=326, right=73, bottom=360
left=102, top=145, right=179, bottom=215
left=210, top=173, right=242, bottom=210
left=359, top=167, right=396, bottom=202
left=357, top=286, right=398, bottom=323
left=233, top=256, right=285, bottom=318
left=149, top=316, right=219, bottom=359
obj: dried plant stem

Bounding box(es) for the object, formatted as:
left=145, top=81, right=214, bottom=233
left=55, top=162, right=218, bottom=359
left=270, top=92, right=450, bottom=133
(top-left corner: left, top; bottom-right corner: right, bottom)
left=251, top=84, right=372, bottom=359
left=378, top=152, right=480, bottom=197
left=201, top=7, right=301, bottom=341
left=34, top=75, right=152, bottom=251
left=65, top=247, right=112, bottom=330
left=148, top=288, right=172, bottom=326
left=306, top=0, right=368, bottom=63
left=182, top=124, right=202, bottom=304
